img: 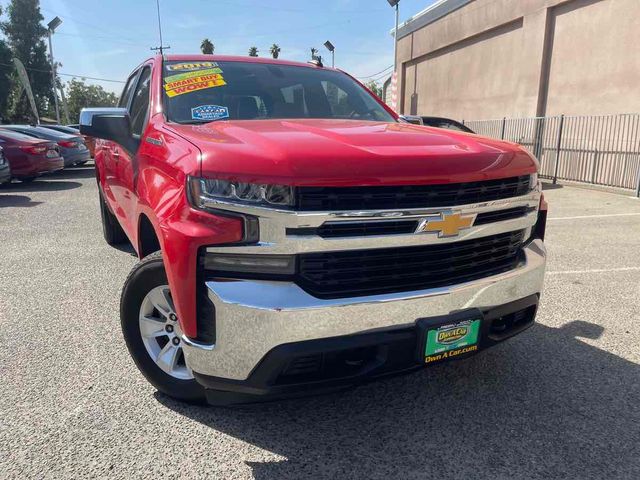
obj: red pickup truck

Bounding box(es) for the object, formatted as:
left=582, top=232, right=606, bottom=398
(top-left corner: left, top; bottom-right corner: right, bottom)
left=80, top=55, right=547, bottom=405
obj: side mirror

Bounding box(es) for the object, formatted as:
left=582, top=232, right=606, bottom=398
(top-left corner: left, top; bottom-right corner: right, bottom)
left=399, top=115, right=424, bottom=126
left=79, top=108, right=137, bottom=153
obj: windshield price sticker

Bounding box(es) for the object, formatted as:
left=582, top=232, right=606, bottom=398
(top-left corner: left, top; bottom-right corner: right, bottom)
left=166, top=62, right=218, bottom=72
left=191, top=105, right=229, bottom=121
left=164, top=73, right=227, bottom=97
left=165, top=67, right=223, bottom=85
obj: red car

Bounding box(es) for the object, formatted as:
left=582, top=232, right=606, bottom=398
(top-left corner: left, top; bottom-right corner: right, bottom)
left=80, top=55, right=547, bottom=405
left=0, top=128, right=64, bottom=182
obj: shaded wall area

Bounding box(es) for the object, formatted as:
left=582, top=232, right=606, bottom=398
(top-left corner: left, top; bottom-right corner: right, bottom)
left=397, top=0, right=640, bottom=120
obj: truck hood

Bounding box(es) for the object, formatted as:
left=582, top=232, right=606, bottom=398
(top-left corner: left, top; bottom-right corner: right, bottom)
left=167, top=119, right=537, bottom=186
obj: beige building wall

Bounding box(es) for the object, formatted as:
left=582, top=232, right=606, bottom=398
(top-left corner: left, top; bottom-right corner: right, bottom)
left=396, top=0, right=640, bottom=120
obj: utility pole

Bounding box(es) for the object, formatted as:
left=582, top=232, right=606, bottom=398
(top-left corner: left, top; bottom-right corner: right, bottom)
left=393, top=3, right=399, bottom=72
left=47, top=16, right=62, bottom=124
left=151, top=0, right=170, bottom=54
left=387, top=0, right=401, bottom=111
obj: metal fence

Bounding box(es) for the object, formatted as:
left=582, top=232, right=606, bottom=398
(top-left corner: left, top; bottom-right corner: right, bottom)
left=463, top=114, right=640, bottom=196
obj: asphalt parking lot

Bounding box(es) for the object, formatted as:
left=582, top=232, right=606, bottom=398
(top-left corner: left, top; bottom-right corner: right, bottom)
left=1, top=165, right=639, bottom=480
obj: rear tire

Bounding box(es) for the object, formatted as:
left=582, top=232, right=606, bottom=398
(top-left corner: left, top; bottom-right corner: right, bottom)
left=99, top=191, right=128, bottom=245
left=121, top=251, right=206, bottom=404
left=19, top=176, right=36, bottom=183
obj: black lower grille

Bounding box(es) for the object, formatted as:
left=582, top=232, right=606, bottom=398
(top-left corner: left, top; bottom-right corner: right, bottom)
left=296, top=176, right=531, bottom=211
left=297, top=231, right=525, bottom=298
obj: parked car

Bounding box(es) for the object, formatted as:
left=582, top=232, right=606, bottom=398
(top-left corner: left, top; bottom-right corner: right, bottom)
left=81, top=54, right=547, bottom=405
left=0, top=125, right=90, bottom=167
left=0, top=146, right=10, bottom=185
left=0, top=128, right=64, bottom=182
left=43, top=124, right=96, bottom=158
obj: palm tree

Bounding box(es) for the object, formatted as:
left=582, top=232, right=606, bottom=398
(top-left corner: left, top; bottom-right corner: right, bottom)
left=200, top=38, right=214, bottom=55
left=270, top=43, right=281, bottom=59
left=248, top=46, right=259, bottom=57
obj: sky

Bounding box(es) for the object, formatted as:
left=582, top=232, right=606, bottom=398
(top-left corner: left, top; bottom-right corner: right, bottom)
left=20, top=0, right=435, bottom=93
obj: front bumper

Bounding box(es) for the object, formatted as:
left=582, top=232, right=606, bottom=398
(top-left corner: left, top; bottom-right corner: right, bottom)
left=183, top=239, right=546, bottom=384
left=62, top=149, right=90, bottom=166
left=194, top=294, right=538, bottom=405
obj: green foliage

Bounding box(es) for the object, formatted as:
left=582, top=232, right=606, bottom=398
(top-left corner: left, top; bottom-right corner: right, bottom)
left=269, top=43, right=281, bottom=59
left=0, top=39, right=12, bottom=120
left=64, top=78, right=118, bottom=124
left=200, top=38, right=214, bottom=55
left=248, top=46, right=258, bottom=57
left=1, top=0, right=53, bottom=122
left=366, top=80, right=383, bottom=99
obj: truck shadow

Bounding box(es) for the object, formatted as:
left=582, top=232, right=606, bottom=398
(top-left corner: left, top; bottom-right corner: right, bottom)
left=51, top=165, right=96, bottom=180
left=0, top=179, right=82, bottom=193
left=158, top=321, right=640, bottom=479
left=0, top=194, right=43, bottom=208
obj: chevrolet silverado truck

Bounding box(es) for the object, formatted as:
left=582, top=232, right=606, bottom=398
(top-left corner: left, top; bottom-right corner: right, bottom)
left=80, top=55, right=547, bottom=405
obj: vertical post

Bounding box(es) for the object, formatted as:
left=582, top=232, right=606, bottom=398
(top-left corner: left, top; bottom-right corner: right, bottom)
left=500, top=117, right=506, bottom=140
left=591, top=150, right=599, bottom=184
left=393, top=5, right=399, bottom=73
left=332, top=50, right=335, bottom=68
left=47, top=29, right=60, bottom=124
left=553, top=114, right=565, bottom=184
left=635, top=155, right=640, bottom=197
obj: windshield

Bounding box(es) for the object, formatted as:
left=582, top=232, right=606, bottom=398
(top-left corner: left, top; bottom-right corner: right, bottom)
left=163, top=61, right=395, bottom=124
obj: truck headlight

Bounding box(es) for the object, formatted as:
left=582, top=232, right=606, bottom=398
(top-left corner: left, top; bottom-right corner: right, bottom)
left=188, top=176, right=295, bottom=209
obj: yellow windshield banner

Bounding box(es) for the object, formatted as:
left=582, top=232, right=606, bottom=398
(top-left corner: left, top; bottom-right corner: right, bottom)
left=165, top=68, right=223, bottom=85
left=164, top=73, right=227, bottom=97
left=167, top=62, right=218, bottom=71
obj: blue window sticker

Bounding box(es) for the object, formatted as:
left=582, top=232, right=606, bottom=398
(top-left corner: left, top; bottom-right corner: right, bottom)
left=191, top=105, right=229, bottom=121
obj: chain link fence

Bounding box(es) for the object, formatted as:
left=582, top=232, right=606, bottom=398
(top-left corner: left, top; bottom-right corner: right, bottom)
left=463, top=114, right=640, bottom=196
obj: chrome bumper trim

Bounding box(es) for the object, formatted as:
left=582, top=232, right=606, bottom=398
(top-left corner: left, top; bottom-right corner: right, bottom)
left=183, top=239, right=546, bottom=380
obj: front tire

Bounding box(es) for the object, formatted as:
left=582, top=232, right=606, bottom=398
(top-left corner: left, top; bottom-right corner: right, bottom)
left=19, top=176, right=36, bottom=183
left=99, top=190, right=128, bottom=245
left=121, top=251, right=206, bottom=403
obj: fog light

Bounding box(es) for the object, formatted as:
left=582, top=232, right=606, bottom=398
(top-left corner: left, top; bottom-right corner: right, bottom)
left=203, top=253, right=296, bottom=275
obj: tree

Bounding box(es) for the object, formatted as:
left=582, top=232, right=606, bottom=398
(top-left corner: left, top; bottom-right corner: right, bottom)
left=64, top=78, right=118, bottom=124
left=1, top=0, right=53, bottom=122
left=0, top=7, right=12, bottom=120
left=269, top=43, right=281, bottom=59
left=200, top=38, right=214, bottom=55
left=310, top=47, right=318, bottom=59
left=366, top=81, right=383, bottom=99
left=248, top=46, right=258, bottom=57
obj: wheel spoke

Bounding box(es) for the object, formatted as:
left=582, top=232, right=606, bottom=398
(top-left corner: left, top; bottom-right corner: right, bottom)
left=155, top=342, right=180, bottom=374
left=139, top=315, right=166, bottom=339
left=147, top=287, right=174, bottom=319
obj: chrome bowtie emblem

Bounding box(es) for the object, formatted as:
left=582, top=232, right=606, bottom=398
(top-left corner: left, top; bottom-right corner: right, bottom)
left=415, top=212, right=477, bottom=238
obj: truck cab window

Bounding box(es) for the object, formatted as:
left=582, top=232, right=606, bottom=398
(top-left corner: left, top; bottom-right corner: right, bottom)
left=129, top=68, right=151, bottom=137
left=118, top=71, right=139, bottom=109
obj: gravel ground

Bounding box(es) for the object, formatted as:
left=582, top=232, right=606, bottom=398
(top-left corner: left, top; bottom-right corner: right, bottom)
left=1, top=166, right=639, bottom=480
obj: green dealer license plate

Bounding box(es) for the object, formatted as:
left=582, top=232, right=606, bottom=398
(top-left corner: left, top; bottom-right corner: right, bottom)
left=420, top=311, right=482, bottom=364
